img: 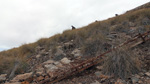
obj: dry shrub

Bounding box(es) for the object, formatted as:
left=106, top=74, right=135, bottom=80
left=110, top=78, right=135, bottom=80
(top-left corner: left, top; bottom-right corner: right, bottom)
left=81, top=33, right=107, bottom=57
left=102, top=47, right=141, bottom=79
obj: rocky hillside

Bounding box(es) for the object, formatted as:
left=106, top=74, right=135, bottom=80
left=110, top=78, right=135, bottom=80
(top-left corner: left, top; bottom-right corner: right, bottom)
left=0, top=2, right=150, bottom=84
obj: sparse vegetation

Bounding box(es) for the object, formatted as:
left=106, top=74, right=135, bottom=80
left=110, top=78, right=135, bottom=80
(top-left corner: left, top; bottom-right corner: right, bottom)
left=0, top=4, right=150, bottom=77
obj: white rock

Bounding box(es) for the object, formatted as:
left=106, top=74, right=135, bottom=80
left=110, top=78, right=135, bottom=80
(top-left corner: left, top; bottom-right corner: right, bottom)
left=61, top=57, right=71, bottom=64
left=44, top=64, right=58, bottom=72
left=36, top=54, right=41, bottom=58
left=10, top=72, right=32, bottom=82
left=54, top=61, right=60, bottom=65
left=0, top=74, right=7, bottom=81
left=145, top=72, right=150, bottom=77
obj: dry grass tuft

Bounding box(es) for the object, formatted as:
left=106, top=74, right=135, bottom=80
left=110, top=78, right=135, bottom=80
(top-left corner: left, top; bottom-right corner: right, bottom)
left=102, top=47, right=141, bottom=79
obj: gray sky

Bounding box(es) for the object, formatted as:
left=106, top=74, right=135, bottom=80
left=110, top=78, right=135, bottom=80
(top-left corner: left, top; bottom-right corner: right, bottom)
left=0, top=0, right=149, bottom=51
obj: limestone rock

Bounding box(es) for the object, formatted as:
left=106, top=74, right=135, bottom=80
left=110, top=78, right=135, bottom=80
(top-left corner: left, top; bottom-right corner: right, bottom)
left=145, top=72, right=150, bottom=77
left=44, top=64, right=58, bottom=72
left=60, top=57, right=71, bottom=64
left=0, top=74, right=7, bottom=82
left=36, top=54, right=41, bottom=58
left=54, top=62, right=63, bottom=68
left=71, top=49, right=82, bottom=57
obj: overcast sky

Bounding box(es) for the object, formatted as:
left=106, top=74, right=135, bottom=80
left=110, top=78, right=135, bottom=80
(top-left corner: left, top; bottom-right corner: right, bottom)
left=0, top=0, right=149, bottom=51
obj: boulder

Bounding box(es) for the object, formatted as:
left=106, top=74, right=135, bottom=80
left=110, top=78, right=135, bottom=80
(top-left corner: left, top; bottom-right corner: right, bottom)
left=0, top=74, right=7, bottom=82
left=60, top=57, right=71, bottom=64
left=71, top=49, right=82, bottom=57
left=54, top=62, right=63, bottom=68
left=44, top=64, right=58, bottom=72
